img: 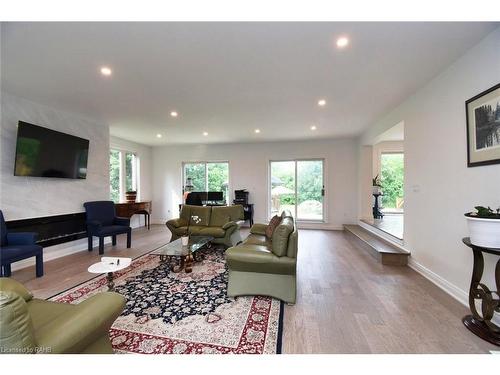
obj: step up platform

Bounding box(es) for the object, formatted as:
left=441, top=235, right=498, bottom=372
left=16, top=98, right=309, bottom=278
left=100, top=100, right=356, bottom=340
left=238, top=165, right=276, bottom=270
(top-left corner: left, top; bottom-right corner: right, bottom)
left=344, top=224, right=410, bottom=266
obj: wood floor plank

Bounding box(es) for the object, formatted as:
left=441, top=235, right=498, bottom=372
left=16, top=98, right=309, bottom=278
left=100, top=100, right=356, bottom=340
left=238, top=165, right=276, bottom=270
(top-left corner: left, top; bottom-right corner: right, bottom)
left=8, top=225, right=497, bottom=353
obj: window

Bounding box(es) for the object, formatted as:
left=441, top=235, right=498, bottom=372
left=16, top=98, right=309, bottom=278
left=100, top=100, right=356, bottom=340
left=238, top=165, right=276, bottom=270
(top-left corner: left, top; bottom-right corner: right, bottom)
left=270, top=159, right=324, bottom=221
left=183, top=162, right=229, bottom=203
left=380, top=152, right=404, bottom=213
left=109, top=149, right=138, bottom=203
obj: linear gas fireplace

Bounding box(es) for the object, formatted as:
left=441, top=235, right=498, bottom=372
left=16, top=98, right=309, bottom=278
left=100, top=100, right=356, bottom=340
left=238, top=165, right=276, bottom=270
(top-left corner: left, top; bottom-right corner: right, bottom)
left=6, top=212, right=87, bottom=247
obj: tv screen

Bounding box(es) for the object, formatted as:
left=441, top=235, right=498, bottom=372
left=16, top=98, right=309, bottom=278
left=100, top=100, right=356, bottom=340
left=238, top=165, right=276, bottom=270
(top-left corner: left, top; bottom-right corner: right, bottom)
left=14, top=121, right=89, bottom=179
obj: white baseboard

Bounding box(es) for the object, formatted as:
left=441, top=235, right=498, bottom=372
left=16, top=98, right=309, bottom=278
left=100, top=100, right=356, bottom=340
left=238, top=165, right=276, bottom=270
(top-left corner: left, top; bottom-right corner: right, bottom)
left=408, top=257, right=500, bottom=326
left=408, top=258, right=469, bottom=306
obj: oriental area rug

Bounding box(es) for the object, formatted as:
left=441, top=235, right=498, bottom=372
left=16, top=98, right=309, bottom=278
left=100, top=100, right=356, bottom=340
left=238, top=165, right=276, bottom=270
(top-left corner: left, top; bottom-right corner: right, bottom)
left=49, top=247, right=284, bottom=354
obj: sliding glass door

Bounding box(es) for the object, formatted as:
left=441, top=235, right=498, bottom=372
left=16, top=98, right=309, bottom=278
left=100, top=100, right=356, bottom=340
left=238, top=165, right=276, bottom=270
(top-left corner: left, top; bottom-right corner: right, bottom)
left=270, top=159, right=324, bottom=221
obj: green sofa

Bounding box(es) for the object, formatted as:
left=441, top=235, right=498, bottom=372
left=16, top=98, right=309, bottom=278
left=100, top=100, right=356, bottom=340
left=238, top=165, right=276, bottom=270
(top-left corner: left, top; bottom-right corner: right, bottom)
left=0, top=278, right=125, bottom=354
left=225, top=210, right=298, bottom=304
left=166, top=205, right=244, bottom=247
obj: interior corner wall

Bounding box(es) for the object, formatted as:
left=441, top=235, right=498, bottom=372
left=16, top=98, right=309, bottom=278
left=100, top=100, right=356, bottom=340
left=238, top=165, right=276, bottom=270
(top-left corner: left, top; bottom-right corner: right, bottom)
left=357, top=26, right=500, bottom=304
left=151, top=138, right=359, bottom=230
left=0, top=92, right=110, bottom=268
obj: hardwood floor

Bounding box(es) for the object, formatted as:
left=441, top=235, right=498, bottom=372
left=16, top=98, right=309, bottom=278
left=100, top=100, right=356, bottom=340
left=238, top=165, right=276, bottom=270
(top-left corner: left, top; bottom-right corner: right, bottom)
left=10, top=225, right=496, bottom=353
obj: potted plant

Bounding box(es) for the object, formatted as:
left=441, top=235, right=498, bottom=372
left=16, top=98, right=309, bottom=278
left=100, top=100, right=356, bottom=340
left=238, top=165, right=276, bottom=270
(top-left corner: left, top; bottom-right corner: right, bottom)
left=125, top=190, right=137, bottom=203
left=465, top=206, right=500, bottom=248
left=372, top=175, right=383, bottom=195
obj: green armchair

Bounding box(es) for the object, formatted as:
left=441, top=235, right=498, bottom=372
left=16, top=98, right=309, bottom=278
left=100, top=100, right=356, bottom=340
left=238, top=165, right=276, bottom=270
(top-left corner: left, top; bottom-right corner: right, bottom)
left=225, top=210, right=298, bottom=304
left=166, top=205, right=244, bottom=247
left=0, top=278, right=125, bottom=354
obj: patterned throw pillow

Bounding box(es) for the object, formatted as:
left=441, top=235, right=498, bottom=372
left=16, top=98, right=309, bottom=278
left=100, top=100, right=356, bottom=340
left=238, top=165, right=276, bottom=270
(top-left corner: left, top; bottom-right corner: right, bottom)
left=265, top=215, right=282, bottom=239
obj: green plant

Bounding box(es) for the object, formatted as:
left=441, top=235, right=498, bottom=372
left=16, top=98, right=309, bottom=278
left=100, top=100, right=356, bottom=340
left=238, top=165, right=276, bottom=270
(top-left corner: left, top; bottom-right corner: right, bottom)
left=471, top=206, right=500, bottom=218
left=372, top=174, right=382, bottom=187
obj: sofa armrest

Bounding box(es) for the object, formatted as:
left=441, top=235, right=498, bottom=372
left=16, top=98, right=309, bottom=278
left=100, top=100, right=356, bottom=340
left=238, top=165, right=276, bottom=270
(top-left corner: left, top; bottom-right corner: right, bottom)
left=167, top=218, right=188, bottom=228
left=0, top=278, right=33, bottom=301
left=222, top=221, right=237, bottom=230
left=35, top=292, right=125, bottom=354
left=114, top=216, right=130, bottom=227
left=250, top=223, right=268, bottom=236
left=6, top=232, right=38, bottom=245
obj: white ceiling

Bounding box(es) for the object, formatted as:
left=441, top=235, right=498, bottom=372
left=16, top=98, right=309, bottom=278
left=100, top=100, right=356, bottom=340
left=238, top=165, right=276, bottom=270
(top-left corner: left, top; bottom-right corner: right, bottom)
left=2, top=22, right=498, bottom=146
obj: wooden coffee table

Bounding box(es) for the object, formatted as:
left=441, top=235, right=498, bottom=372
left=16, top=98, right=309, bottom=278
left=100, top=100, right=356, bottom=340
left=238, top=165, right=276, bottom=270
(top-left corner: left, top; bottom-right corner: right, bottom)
left=152, top=236, right=213, bottom=273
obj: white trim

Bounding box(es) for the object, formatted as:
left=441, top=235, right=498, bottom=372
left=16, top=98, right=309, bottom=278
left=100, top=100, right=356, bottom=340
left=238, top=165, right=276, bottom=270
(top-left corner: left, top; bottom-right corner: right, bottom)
left=408, top=258, right=468, bottom=305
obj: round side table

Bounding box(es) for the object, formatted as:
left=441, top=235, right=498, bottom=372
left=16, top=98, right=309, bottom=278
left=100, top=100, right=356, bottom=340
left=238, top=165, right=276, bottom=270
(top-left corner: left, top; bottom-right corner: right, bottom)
left=88, top=257, right=132, bottom=291
left=462, top=237, right=500, bottom=346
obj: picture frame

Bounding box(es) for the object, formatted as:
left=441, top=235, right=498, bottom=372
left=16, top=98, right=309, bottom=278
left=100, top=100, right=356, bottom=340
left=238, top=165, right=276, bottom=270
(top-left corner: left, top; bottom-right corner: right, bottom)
left=466, top=83, right=500, bottom=167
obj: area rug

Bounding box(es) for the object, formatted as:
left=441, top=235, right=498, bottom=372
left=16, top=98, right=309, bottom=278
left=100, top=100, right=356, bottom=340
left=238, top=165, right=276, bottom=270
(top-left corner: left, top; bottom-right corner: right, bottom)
left=49, top=247, right=284, bottom=354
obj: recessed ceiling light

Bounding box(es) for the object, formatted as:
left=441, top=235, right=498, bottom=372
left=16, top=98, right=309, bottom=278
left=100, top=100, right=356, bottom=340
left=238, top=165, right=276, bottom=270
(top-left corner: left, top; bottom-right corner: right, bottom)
left=156, top=134, right=162, bottom=138
left=203, top=131, right=208, bottom=136
left=336, top=36, right=349, bottom=48
left=100, top=66, right=112, bottom=76
left=318, top=99, right=326, bottom=107
left=170, top=111, right=178, bottom=118
left=311, top=125, right=317, bottom=131
left=255, top=129, right=261, bottom=134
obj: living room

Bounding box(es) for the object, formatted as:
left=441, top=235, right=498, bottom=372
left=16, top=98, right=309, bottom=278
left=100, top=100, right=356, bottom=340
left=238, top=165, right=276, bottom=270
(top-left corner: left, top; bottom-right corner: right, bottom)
left=1, top=1, right=500, bottom=373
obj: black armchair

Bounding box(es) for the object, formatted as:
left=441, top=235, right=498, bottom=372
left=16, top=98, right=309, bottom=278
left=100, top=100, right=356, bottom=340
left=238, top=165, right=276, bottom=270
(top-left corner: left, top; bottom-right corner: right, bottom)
left=0, top=210, right=43, bottom=277
left=83, top=201, right=131, bottom=255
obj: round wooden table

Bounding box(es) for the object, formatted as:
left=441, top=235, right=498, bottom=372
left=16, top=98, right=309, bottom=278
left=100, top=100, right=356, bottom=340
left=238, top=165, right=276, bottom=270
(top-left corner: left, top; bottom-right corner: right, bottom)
left=462, top=237, right=500, bottom=346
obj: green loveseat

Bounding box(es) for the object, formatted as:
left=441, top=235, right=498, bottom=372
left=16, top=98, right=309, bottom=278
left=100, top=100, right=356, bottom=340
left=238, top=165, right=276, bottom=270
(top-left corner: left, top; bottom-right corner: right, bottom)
left=225, top=210, right=298, bottom=304
left=166, top=204, right=244, bottom=247
left=0, top=278, right=125, bottom=354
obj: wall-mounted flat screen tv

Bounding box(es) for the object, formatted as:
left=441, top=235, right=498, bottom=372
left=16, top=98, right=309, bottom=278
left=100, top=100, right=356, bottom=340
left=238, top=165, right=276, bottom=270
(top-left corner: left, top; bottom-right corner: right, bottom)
left=14, top=121, right=90, bottom=179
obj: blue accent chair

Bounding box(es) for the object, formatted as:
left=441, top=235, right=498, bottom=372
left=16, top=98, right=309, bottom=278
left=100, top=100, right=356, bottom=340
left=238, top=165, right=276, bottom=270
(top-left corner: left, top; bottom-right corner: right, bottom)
left=83, top=201, right=131, bottom=255
left=0, top=210, right=44, bottom=278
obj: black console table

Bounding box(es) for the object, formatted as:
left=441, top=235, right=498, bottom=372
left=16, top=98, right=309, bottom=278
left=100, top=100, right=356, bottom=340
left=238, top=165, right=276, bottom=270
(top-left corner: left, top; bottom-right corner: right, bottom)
left=462, top=237, right=500, bottom=346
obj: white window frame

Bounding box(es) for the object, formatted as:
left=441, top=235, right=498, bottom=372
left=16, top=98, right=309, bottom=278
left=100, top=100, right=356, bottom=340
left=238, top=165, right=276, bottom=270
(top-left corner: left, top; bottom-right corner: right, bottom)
left=268, top=158, right=326, bottom=223
left=110, top=148, right=139, bottom=202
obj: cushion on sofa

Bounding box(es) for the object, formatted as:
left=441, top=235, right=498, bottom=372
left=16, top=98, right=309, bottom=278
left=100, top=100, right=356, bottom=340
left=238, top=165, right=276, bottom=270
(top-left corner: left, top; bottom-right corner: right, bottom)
left=189, top=206, right=211, bottom=226
left=244, top=233, right=272, bottom=247
left=226, top=246, right=295, bottom=275
left=209, top=208, right=231, bottom=227
left=199, top=226, right=226, bottom=238
left=271, top=217, right=294, bottom=257
left=265, top=215, right=281, bottom=239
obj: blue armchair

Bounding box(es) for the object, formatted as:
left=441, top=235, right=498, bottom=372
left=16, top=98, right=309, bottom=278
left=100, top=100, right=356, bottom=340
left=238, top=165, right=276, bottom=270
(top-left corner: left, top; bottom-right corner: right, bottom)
left=83, top=201, right=131, bottom=255
left=0, top=210, right=44, bottom=277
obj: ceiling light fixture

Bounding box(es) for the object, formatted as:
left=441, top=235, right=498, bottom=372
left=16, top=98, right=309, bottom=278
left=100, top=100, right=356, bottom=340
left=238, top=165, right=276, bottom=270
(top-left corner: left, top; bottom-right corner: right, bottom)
left=156, top=134, right=162, bottom=138
left=255, top=129, right=261, bottom=134
left=311, top=125, right=317, bottom=131
left=100, top=66, right=112, bottom=76
left=203, top=131, right=208, bottom=136
left=170, top=111, right=178, bottom=118
left=336, top=36, right=349, bottom=48
left=318, top=99, right=326, bottom=107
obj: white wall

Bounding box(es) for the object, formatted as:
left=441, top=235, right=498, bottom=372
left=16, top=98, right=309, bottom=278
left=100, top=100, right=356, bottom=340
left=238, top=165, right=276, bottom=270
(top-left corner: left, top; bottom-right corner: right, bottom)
left=152, top=138, right=359, bottom=229
left=1, top=92, right=109, bottom=219
left=0, top=92, right=111, bottom=268
left=358, top=27, right=500, bottom=304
